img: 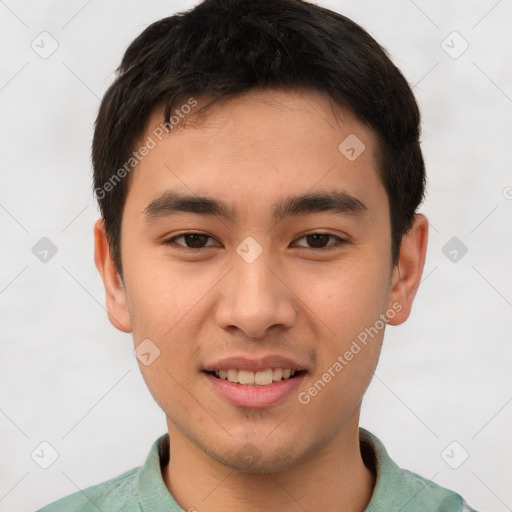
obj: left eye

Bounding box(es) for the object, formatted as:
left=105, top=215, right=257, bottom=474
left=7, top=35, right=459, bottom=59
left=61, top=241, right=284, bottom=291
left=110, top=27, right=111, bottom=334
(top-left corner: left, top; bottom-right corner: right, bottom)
left=292, top=233, right=344, bottom=250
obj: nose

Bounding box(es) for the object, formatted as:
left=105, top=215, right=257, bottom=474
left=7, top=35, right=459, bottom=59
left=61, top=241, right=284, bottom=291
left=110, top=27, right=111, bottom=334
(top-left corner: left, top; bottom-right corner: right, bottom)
left=215, top=248, right=297, bottom=339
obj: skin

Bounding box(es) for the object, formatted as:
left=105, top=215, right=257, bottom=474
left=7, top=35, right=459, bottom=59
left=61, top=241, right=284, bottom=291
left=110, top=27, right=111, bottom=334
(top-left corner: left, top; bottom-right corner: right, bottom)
left=95, top=88, right=428, bottom=512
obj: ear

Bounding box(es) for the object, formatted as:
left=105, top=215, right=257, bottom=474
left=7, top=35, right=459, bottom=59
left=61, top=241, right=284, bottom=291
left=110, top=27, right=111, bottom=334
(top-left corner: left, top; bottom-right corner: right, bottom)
left=94, top=218, right=132, bottom=333
left=387, top=214, right=429, bottom=325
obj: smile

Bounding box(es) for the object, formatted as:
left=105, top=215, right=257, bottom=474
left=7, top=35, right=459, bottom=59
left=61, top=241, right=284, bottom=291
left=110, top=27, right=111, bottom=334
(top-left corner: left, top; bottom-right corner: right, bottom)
left=212, top=368, right=300, bottom=386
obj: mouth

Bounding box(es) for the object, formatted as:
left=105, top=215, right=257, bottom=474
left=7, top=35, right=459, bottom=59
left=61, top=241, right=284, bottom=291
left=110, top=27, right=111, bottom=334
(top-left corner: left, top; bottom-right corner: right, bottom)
left=205, top=368, right=306, bottom=386
left=202, top=355, right=308, bottom=407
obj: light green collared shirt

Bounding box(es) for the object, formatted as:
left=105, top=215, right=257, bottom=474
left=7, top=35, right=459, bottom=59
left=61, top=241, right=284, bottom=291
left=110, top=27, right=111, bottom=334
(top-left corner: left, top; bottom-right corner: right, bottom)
left=37, top=428, right=479, bottom=511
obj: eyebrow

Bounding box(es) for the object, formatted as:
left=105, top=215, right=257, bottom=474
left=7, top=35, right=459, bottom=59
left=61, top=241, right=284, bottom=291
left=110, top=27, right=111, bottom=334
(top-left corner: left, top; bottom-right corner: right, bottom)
left=143, top=189, right=368, bottom=224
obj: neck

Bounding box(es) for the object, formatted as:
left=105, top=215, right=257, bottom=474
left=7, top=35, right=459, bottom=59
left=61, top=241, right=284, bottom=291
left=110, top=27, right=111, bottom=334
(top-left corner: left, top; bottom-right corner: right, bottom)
left=162, top=419, right=375, bottom=512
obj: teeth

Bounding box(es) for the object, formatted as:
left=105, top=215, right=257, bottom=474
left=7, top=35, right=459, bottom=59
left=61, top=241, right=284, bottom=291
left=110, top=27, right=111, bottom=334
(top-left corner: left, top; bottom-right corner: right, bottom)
left=254, top=369, right=273, bottom=385
left=272, top=368, right=283, bottom=381
left=238, top=370, right=255, bottom=385
left=213, top=368, right=299, bottom=385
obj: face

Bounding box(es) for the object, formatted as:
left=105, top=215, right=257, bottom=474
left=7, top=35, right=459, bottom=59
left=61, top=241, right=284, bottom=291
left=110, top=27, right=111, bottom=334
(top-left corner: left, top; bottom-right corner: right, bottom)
left=95, top=88, right=427, bottom=474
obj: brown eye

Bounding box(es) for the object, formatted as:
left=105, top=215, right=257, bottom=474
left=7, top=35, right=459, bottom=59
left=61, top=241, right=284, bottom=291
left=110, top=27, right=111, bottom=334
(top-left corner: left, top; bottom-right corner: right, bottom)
left=293, top=233, right=345, bottom=250
left=306, top=234, right=330, bottom=248
left=164, top=233, right=217, bottom=249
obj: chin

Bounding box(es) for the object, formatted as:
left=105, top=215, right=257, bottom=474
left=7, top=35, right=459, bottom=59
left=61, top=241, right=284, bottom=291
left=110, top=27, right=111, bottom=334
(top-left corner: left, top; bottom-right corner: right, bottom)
left=215, top=449, right=301, bottom=474
left=201, top=435, right=321, bottom=475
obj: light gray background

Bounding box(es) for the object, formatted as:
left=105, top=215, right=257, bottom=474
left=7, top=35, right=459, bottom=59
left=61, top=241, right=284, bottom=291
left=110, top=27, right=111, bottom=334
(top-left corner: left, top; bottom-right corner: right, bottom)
left=1, top=1, right=511, bottom=511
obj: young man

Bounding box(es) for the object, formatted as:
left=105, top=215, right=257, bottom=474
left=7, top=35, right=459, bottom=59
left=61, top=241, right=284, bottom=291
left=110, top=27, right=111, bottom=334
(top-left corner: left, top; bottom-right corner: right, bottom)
left=38, top=0, right=479, bottom=510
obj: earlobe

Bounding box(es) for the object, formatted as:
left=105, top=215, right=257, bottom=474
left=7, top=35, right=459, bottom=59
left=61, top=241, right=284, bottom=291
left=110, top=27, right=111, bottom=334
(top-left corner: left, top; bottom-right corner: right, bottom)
left=387, top=214, right=429, bottom=326
left=93, top=219, right=132, bottom=333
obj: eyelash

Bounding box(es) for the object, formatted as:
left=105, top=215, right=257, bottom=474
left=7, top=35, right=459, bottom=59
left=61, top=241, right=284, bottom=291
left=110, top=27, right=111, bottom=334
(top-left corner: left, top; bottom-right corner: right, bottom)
left=162, top=232, right=347, bottom=251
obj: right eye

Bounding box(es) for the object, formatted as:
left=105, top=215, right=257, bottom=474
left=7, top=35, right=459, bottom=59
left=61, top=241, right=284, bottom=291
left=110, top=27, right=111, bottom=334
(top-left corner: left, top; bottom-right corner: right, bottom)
left=162, top=232, right=221, bottom=250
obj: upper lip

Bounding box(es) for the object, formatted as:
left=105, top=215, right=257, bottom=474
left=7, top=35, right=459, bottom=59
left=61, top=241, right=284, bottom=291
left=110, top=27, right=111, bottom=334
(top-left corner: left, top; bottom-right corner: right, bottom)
left=203, top=355, right=307, bottom=373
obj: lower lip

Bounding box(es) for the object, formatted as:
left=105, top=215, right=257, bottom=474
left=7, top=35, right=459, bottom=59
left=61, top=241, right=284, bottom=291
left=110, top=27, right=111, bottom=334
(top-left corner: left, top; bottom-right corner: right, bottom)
left=203, top=372, right=306, bottom=408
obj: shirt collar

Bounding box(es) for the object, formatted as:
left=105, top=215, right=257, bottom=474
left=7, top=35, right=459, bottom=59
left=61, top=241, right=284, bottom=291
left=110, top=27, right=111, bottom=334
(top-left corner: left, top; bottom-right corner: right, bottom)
left=137, top=433, right=182, bottom=511
left=137, top=428, right=414, bottom=511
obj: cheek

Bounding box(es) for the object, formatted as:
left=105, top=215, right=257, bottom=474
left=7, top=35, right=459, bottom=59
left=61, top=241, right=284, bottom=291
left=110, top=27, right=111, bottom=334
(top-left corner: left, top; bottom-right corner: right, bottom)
left=125, top=263, right=206, bottom=411
left=122, top=249, right=217, bottom=395
left=296, top=262, right=389, bottom=418
left=122, top=242, right=210, bottom=338
left=294, top=256, right=391, bottom=343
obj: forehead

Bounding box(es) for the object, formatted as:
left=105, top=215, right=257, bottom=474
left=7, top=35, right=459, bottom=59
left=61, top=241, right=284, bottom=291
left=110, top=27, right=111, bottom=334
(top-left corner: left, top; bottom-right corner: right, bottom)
left=126, top=88, right=386, bottom=219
